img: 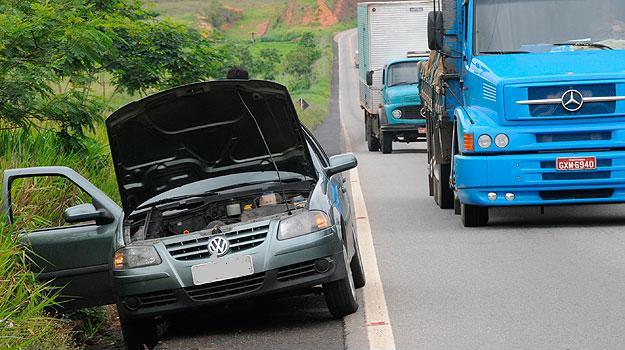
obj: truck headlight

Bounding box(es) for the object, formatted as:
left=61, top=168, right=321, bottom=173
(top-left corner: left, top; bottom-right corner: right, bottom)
left=277, top=211, right=331, bottom=240
left=392, top=109, right=402, bottom=119
left=477, top=134, right=492, bottom=149
left=494, top=134, right=509, bottom=148
left=114, top=246, right=162, bottom=270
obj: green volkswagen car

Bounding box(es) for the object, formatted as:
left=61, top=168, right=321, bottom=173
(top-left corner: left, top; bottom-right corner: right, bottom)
left=2, top=80, right=365, bottom=350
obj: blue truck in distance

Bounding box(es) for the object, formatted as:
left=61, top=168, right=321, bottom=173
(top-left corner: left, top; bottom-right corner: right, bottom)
left=358, top=1, right=433, bottom=154
left=420, top=0, right=625, bottom=226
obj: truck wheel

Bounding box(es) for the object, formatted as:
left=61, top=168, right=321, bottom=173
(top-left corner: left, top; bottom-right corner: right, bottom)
left=435, top=163, right=454, bottom=209
left=366, top=116, right=380, bottom=152
left=380, top=132, right=392, bottom=154
left=324, top=245, right=359, bottom=318
left=461, top=204, right=489, bottom=227
left=120, top=316, right=158, bottom=350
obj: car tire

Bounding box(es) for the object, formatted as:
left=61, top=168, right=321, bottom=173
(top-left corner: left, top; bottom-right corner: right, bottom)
left=120, top=316, right=158, bottom=350
left=428, top=172, right=434, bottom=197
left=435, top=163, right=454, bottom=209
left=380, top=132, right=392, bottom=154
left=324, top=245, right=359, bottom=318
left=366, top=115, right=380, bottom=152
left=350, top=235, right=366, bottom=289
left=462, top=204, right=489, bottom=227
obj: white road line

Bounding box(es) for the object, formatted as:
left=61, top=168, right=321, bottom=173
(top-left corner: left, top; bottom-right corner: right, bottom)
left=336, top=30, right=397, bottom=350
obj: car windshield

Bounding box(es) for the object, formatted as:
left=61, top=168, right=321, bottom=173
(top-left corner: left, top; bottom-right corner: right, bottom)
left=475, top=0, right=625, bottom=54
left=386, top=62, right=419, bottom=87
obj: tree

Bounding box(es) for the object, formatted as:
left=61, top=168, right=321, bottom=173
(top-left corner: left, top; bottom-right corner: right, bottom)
left=252, top=48, right=281, bottom=80
left=0, top=0, right=227, bottom=143
left=284, top=32, right=321, bottom=90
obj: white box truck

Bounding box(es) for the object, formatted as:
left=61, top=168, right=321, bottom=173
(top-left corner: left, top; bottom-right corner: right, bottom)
left=358, top=1, right=432, bottom=153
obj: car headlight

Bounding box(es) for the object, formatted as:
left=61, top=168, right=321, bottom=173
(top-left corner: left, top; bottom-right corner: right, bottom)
left=277, top=210, right=331, bottom=240
left=114, top=246, right=162, bottom=270
left=494, top=134, right=509, bottom=148
left=392, top=109, right=402, bottom=119
left=477, top=134, right=492, bottom=149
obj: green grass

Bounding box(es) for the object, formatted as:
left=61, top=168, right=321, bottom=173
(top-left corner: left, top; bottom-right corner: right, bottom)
left=0, top=222, right=75, bottom=350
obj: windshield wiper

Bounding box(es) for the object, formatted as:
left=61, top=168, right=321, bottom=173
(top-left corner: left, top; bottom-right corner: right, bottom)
left=480, top=50, right=530, bottom=55
left=552, top=42, right=613, bottom=50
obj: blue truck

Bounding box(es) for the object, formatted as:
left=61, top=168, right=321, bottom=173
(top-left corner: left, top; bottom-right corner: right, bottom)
left=420, top=0, right=625, bottom=226
left=358, top=1, right=433, bottom=154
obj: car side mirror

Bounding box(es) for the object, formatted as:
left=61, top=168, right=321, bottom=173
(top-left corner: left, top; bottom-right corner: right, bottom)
left=64, top=203, right=114, bottom=226
left=427, top=11, right=444, bottom=51
left=366, top=71, right=374, bottom=86
left=325, top=153, right=358, bottom=177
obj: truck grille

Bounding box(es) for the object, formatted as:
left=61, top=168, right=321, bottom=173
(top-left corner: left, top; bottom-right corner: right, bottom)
left=398, top=105, right=424, bottom=119
left=536, top=132, right=611, bottom=143
left=539, top=189, right=614, bottom=200
left=277, top=260, right=319, bottom=282
left=184, top=273, right=265, bottom=301
left=165, top=224, right=270, bottom=261
left=529, top=84, right=616, bottom=117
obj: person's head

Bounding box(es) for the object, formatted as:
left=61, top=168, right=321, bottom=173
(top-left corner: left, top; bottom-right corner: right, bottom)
left=226, top=67, right=249, bottom=80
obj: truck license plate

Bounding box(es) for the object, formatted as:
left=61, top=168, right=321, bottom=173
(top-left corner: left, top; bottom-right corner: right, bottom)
left=191, top=255, right=254, bottom=286
left=556, top=156, right=597, bottom=171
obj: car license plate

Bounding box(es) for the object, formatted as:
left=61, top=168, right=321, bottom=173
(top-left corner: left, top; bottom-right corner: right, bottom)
left=418, top=127, right=427, bottom=134
left=556, top=156, right=597, bottom=171
left=191, top=255, right=254, bottom=286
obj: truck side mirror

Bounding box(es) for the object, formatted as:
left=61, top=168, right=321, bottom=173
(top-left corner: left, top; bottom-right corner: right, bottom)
left=366, top=71, right=374, bottom=86
left=427, top=11, right=444, bottom=51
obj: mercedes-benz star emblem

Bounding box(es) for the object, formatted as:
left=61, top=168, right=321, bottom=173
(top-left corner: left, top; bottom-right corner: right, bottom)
left=561, top=89, right=584, bottom=112
left=207, top=236, right=230, bottom=257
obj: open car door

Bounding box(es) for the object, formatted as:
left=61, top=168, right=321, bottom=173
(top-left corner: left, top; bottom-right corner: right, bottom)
left=2, top=166, right=123, bottom=310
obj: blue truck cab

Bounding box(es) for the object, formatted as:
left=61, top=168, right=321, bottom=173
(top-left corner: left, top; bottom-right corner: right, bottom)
left=420, top=0, right=625, bottom=226
left=370, top=57, right=428, bottom=153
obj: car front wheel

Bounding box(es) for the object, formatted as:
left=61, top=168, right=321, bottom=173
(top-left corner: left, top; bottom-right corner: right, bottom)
left=120, top=315, right=158, bottom=350
left=324, top=245, right=359, bottom=318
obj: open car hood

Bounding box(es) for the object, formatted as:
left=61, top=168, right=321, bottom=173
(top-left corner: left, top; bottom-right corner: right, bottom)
left=106, top=80, right=317, bottom=214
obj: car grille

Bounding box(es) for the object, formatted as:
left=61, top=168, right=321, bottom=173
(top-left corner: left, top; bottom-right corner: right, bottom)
left=277, top=260, right=319, bottom=282
left=540, top=159, right=612, bottom=181
left=164, top=224, right=270, bottom=261
left=184, top=273, right=265, bottom=301
left=528, top=84, right=616, bottom=117
left=539, top=189, right=614, bottom=200
left=136, top=290, right=177, bottom=308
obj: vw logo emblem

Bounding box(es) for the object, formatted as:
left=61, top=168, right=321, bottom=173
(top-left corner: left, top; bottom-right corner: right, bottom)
left=207, top=236, right=230, bottom=257
left=561, top=89, right=584, bottom=112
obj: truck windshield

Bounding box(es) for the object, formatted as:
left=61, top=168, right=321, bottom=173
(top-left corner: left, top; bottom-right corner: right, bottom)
left=475, top=0, right=625, bottom=54
left=386, top=62, right=419, bottom=87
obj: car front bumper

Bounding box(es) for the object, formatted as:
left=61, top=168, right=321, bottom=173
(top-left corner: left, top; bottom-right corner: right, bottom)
left=112, top=223, right=345, bottom=319
left=455, top=149, right=625, bottom=206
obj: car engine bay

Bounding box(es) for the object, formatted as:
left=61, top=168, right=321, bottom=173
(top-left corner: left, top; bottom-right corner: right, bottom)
left=124, top=181, right=314, bottom=243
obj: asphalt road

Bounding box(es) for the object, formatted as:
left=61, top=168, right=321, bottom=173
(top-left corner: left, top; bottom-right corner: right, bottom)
left=153, top=29, right=625, bottom=350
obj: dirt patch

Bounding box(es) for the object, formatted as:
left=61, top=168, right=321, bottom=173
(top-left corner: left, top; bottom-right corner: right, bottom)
left=333, top=0, right=353, bottom=21
left=282, top=1, right=296, bottom=25
left=256, top=21, right=270, bottom=37
left=317, top=0, right=338, bottom=27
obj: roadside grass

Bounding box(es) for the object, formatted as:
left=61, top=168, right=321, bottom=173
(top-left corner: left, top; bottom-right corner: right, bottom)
left=0, top=222, right=75, bottom=350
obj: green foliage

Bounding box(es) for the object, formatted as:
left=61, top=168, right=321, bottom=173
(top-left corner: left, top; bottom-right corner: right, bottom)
left=198, top=0, right=242, bottom=28
left=0, top=222, right=74, bottom=350
left=251, top=48, right=281, bottom=80
left=284, top=32, right=322, bottom=90
left=0, top=0, right=227, bottom=141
